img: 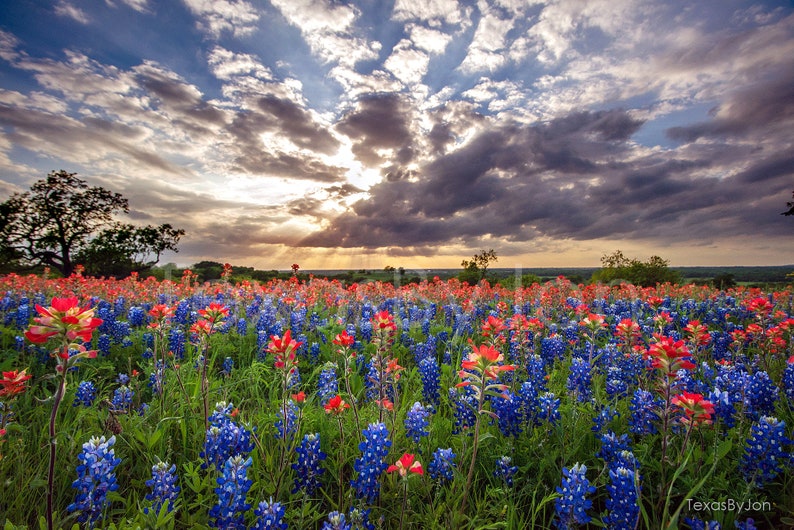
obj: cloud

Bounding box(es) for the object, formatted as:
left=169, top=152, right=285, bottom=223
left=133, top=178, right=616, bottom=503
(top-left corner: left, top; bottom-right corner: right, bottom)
left=182, top=0, right=261, bottom=39
left=54, top=1, right=91, bottom=24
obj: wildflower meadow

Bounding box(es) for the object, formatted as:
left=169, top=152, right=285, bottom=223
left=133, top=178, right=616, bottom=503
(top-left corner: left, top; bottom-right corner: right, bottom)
left=0, top=271, right=792, bottom=529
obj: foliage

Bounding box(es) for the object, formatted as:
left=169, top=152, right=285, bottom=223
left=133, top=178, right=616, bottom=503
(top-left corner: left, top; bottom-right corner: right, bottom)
left=0, top=170, right=183, bottom=277
left=0, top=273, right=792, bottom=529
left=591, top=250, right=681, bottom=287
left=459, top=249, right=498, bottom=284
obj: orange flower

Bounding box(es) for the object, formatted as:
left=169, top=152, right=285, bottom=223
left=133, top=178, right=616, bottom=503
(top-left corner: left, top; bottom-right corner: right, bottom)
left=24, top=296, right=102, bottom=345
left=387, top=453, right=423, bottom=477
left=197, top=302, right=230, bottom=325
left=332, top=330, right=355, bottom=348
left=672, top=392, right=715, bottom=427
left=645, top=336, right=695, bottom=376
left=0, top=369, right=32, bottom=398
left=268, top=330, right=303, bottom=370
left=324, top=395, right=350, bottom=415
left=291, top=391, right=306, bottom=403
left=372, top=310, right=397, bottom=332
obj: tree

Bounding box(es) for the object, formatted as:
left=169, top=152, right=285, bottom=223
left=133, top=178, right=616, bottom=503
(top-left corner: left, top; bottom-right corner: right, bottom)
left=76, top=223, right=183, bottom=278
left=783, top=191, right=794, bottom=216
left=459, top=249, right=498, bottom=284
left=0, top=170, right=184, bottom=277
left=591, top=250, right=680, bottom=287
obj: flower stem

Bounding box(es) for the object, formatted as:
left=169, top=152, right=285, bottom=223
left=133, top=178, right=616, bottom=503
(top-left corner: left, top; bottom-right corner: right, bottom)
left=46, top=373, right=66, bottom=530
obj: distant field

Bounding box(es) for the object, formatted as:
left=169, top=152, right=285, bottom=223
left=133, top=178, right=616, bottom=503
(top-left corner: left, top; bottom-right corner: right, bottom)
left=304, top=265, right=794, bottom=284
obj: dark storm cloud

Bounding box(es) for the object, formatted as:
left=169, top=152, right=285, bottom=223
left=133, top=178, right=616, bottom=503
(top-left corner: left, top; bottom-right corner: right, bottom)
left=667, top=62, right=794, bottom=142
left=0, top=103, right=189, bottom=177
left=256, top=95, right=339, bottom=154
left=224, top=98, right=346, bottom=182
left=301, top=107, right=791, bottom=249
left=335, top=93, right=415, bottom=165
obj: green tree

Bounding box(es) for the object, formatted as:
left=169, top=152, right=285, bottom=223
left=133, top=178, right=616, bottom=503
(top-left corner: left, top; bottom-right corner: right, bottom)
left=77, top=223, right=183, bottom=278
left=459, top=249, right=498, bottom=284
left=591, top=250, right=680, bottom=287
left=0, top=170, right=184, bottom=277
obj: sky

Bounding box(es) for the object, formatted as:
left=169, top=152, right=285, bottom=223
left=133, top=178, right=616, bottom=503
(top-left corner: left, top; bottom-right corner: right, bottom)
left=0, top=0, right=792, bottom=271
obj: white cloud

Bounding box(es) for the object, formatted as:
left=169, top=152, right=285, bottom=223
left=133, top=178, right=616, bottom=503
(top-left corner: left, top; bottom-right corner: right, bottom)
left=54, top=1, right=91, bottom=24
left=407, top=24, right=453, bottom=54
left=207, top=46, right=273, bottom=81
left=384, top=39, right=430, bottom=85
left=107, top=0, right=150, bottom=13
left=392, top=0, right=465, bottom=25
left=181, top=0, right=261, bottom=38
left=270, top=0, right=381, bottom=68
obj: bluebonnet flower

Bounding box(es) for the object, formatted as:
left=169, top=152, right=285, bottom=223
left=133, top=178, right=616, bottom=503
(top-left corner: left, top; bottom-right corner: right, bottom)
left=222, top=357, right=234, bottom=377
left=740, top=416, right=791, bottom=487
left=604, top=466, right=639, bottom=530
left=116, top=373, right=130, bottom=385
left=351, top=422, right=391, bottom=503
left=418, top=356, right=441, bottom=406
left=494, top=456, right=518, bottom=487
left=744, top=371, right=778, bottom=420
left=317, top=363, right=338, bottom=405
left=554, top=463, right=595, bottom=530
left=73, top=380, right=96, bottom=407
left=491, top=390, right=522, bottom=437
left=404, top=401, right=430, bottom=443
left=629, top=388, right=659, bottom=435
left=567, top=358, right=592, bottom=403
left=275, top=400, right=299, bottom=441
left=597, top=431, right=631, bottom=467
left=168, top=328, right=186, bottom=360
left=783, top=360, right=794, bottom=405
left=128, top=306, right=145, bottom=327
left=735, top=518, right=757, bottom=530
left=348, top=506, right=376, bottom=530
left=526, top=354, right=548, bottom=392
left=428, top=447, right=456, bottom=484
left=110, top=385, right=133, bottom=413
left=538, top=392, right=561, bottom=425
left=67, top=435, right=121, bottom=528
left=322, top=511, right=351, bottom=530
left=591, top=406, right=619, bottom=433
left=252, top=497, right=287, bottom=530
left=449, top=386, right=477, bottom=434
left=97, top=333, right=111, bottom=356
left=708, top=387, right=737, bottom=429
left=541, top=336, right=566, bottom=364
left=144, top=461, right=180, bottom=515
left=201, top=402, right=255, bottom=470
left=236, top=317, right=247, bottom=336
left=517, top=381, right=540, bottom=426
left=292, top=433, right=327, bottom=495
left=209, top=455, right=253, bottom=529
left=605, top=366, right=629, bottom=398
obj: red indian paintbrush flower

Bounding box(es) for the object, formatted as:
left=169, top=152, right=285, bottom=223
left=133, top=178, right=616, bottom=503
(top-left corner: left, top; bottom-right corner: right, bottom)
left=324, top=394, right=350, bottom=415
left=24, top=296, right=102, bottom=344
left=0, top=369, right=32, bottom=398
left=332, top=330, right=355, bottom=348
left=671, top=392, right=715, bottom=427
left=268, top=329, right=303, bottom=370
left=387, top=453, right=423, bottom=477
left=645, top=336, right=695, bottom=376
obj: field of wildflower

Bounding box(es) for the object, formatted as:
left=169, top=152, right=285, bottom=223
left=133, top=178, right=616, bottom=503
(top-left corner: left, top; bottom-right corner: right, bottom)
left=0, top=270, right=792, bottom=529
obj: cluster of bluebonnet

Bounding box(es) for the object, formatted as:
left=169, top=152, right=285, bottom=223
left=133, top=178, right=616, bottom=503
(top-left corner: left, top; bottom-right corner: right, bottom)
left=351, top=422, right=391, bottom=503
left=209, top=455, right=253, bottom=528
left=144, top=461, right=180, bottom=515
left=554, top=463, right=595, bottom=529
left=201, top=401, right=255, bottom=470
left=493, top=455, right=518, bottom=487
left=67, top=435, right=121, bottom=527
left=740, top=416, right=791, bottom=486
left=291, top=433, right=327, bottom=495
left=428, top=447, right=456, bottom=484
left=252, top=497, right=287, bottom=530
left=72, top=380, right=96, bottom=407
left=404, top=401, right=430, bottom=443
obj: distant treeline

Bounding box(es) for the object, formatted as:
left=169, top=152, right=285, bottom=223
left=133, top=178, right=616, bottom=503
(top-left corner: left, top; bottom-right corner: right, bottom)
left=147, top=261, right=793, bottom=287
